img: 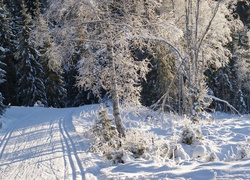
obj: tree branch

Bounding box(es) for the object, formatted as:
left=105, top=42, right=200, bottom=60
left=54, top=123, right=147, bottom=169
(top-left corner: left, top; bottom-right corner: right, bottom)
left=206, top=95, right=242, bottom=116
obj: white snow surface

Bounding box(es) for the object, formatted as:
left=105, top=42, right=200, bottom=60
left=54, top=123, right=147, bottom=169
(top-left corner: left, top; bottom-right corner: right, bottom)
left=193, top=145, right=207, bottom=159
left=0, top=105, right=250, bottom=180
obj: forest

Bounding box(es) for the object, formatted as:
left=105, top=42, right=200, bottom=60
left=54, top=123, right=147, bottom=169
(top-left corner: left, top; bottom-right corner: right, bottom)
left=2, top=1, right=250, bottom=178
left=0, top=0, right=250, bottom=121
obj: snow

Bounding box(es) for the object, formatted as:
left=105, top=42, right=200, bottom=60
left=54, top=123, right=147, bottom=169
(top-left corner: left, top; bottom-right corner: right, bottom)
left=0, top=105, right=250, bottom=179
left=0, top=46, right=5, bottom=52
left=193, top=145, right=207, bottom=159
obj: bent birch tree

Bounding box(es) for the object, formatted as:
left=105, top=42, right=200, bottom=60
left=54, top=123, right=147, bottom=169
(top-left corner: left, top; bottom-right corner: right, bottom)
left=34, top=0, right=178, bottom=137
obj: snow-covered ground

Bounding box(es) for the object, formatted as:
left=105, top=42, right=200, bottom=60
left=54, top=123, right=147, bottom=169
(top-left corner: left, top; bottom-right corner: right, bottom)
left=0, top=105, right=250, bottom=180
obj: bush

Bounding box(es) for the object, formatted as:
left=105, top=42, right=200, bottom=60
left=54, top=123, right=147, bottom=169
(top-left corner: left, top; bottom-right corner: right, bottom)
left=91, top=106, right=118, bottom=142
left=89, top=107, right=122, bottom=163
left=181, top=121, right=202, bottom=145
left=89, top=107, right=193, bottom=164
left=235, top=145, right=249, bottom=160
left=207, top=152, right=219, bottom=162
left=89, top=107, right=172, bottom=163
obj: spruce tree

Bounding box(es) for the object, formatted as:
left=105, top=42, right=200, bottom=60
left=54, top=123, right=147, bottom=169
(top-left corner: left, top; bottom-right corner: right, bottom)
left=234, top=30, right=250, bottom=113
left=64, top=51, right=98, bottom=107
left=15, top=0, right=47, bottom=106
left=64, top=64, right=79, bottom=107
left=0, top=60, right=6, bottom=115
left=25, top=0, right=41, bottom=18
left=206, top=29, right=250, bottom=114
left=40, top=41, right=66, bottom=108
left=30, top=3, right=66, bottom=108
left=0, top=0, right=22, bottom=106
left=0, top=0, right=9, bottom=113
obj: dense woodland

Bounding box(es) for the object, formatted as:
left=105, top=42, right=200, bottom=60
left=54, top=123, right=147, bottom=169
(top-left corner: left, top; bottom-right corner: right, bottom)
left=0, top=0, right=250, bottom=122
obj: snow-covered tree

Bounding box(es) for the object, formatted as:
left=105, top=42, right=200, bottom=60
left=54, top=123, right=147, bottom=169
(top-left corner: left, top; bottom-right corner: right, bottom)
left=0, top=0, right=10, bottom=113
left=206, top=2, right=250, bottom=114
left=0, top=0, right=23, bottom=106
left=151, top=0, right=243, bottom=120
left=35, top=0, right=177, bottom=137
left=25, top=0, right=41, bottom=18
left=40, top=41, right=66, bottom=108
left=0, top=60, right=6, bottom=115
left=233, top=30, right=250, bottom=113
left=141, top=46, right=177, bottom=110
left=32, top=16, right=66, bottom=107
left=15, top=0, right=47, bottom=106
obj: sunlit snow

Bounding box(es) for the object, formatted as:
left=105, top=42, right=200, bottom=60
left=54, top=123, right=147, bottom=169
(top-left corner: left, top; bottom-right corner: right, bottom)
left=0, top=105, right=250, bottom=179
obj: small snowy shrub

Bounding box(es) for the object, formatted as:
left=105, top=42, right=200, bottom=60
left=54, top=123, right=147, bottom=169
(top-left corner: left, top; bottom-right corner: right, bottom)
left=89, top=107, right=157, bottom=163
left=89, top=128, right=157, bottom=163
left=180, top=117, right=203, bottom=145
left=104, top=148, right=124, bottom=164
left=181, top=126, right=202, bottom=145
left=89, top=110, right=171, bottom=164
left=89, top=107, right=122, bottom=163
left=235, top=145, right=249, bottom=160
left=34, top=100, right=45, bottom=107
left=122, top=129, right=149, bottom=158
left=92, top=106, right=118, bottom=142
left=207, top=152, right=219, bottom=162
left=224, top=145, right=250, bottom=162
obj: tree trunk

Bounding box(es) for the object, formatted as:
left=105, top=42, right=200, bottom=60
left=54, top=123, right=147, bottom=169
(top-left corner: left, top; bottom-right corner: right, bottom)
left=109, top=42, right=126, bottom=138
left=112, top=91, right=126, bottom=138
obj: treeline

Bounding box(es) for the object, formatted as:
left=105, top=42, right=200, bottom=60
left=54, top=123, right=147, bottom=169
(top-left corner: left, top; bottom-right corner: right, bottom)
left=0, top=0, right=98, bottom=112
left=0, top=0, right=250, bottom=117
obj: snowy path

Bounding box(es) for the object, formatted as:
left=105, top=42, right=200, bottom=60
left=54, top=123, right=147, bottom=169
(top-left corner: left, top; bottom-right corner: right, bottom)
left=1, top=106, right=250, bottom=180
left=0, top=106, right=100, bottom=180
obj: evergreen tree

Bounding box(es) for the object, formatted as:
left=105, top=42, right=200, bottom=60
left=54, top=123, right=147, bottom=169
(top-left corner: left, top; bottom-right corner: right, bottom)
left=206, top=30, right=250, bottom=114
left=0, top=0, right=9, bottom=113
left=234, top=30, right=250, bottom=113
left=40, top=41, right=66, bottom=108
left=31, top=9, right=66, bottom=107
left=141, top=45, right=178, bottom=112
left=0, top=0, right=23, bottom=106
left=64, top=63, right=83, bottom=107
left=15, top=0, right=47, bottom=106
left=0, top=61, right=5, bottom=115
left=25, top=0, right=41, bottom=18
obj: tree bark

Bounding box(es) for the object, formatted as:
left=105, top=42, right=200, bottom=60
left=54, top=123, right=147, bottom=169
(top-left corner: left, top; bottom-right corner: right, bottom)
left=109, top=42, right=126, bottom=138
left=112, top=91, right=126, bottom=138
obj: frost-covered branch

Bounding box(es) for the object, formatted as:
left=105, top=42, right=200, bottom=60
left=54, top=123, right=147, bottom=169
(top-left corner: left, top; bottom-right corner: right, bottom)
left=138, top=35, right=185, bottom=63
left=206, top=95, right=242, bottom=116
left=196, top=0, right=221, bottom=54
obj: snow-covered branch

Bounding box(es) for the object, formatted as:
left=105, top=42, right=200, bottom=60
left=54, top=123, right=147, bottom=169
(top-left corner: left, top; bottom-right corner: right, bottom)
left=206, top=95, right=242, bottom=116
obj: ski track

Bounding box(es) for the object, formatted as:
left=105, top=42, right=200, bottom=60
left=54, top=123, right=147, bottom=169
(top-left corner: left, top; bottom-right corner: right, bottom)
left=0, top=123, right=17, bottom=159
left=0, top=111, right=39, bottom=160
left=0, top=107, right=90, bottom=180
left=59, top=116, right=85, bottom=180
left=48, top=119, right=60, bottom=180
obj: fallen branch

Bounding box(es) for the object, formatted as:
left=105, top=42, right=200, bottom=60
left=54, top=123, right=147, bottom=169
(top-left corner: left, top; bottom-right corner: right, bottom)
left=206, top=95, right=242, bottom=117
